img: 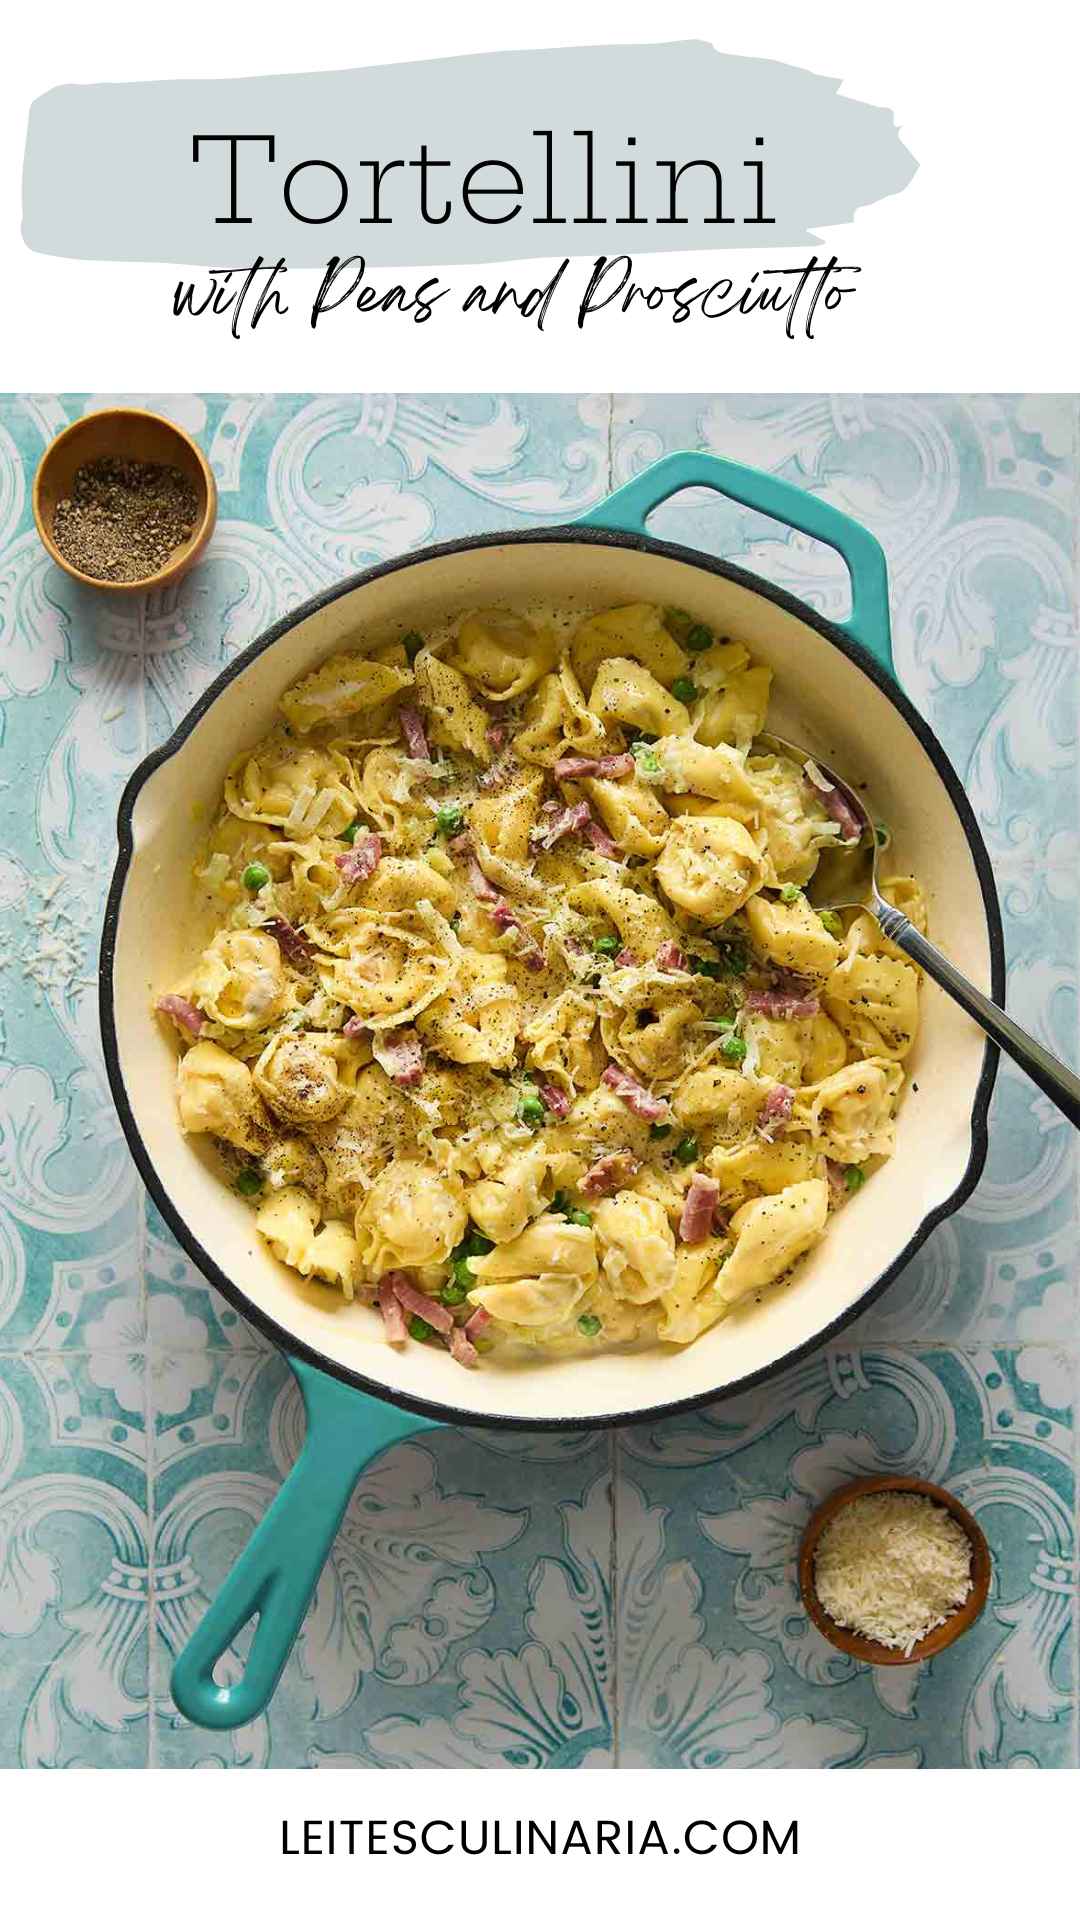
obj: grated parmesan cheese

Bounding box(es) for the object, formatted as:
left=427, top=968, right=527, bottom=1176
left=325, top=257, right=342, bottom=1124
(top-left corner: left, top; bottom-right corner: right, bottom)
left=813, top=1491, right=973, bottom=1655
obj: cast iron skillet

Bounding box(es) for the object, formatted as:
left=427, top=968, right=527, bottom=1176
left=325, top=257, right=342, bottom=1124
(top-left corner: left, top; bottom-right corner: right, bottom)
left=99, top=452, right=1004, bottom=1729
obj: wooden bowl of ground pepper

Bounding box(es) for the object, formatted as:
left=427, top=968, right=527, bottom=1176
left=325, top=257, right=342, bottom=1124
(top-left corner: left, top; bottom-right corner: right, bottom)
left=33, top=406, right=217, bottom=593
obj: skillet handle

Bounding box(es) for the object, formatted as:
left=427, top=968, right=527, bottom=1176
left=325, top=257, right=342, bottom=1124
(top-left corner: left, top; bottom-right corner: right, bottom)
left=578, top=451, right=893, bottom=676
left=170, top=1360, right=439, bottom=1730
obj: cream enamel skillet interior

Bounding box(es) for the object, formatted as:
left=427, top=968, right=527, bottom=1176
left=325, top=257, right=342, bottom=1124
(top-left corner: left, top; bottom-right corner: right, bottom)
left=99, top=452, right=1003, bottom=1728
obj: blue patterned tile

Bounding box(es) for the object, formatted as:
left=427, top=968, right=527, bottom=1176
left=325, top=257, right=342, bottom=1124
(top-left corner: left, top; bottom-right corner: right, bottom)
left=0, top=1353, right=149, bottom=1767
left=616, top=1345, right=1075, bottom=1769
left=1, top=393, right=1077, bottom=1768
left=151, top=1349, right=612, bottom=1768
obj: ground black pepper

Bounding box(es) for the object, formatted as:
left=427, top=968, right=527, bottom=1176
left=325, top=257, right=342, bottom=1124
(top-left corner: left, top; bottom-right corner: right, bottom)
left=51, top=456, right=198, bottom=583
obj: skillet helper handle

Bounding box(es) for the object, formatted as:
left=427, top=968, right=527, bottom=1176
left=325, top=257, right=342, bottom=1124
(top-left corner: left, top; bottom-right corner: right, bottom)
left=877, top=902, right=1080, bottom=1130
left=578, top=450, right=894, bottom=676
left=170, top=1361, right=439, bottom=1730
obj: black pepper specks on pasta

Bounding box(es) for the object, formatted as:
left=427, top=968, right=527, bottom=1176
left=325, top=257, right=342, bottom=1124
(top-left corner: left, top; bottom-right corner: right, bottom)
left=158, top=602, right=925, bottom=1367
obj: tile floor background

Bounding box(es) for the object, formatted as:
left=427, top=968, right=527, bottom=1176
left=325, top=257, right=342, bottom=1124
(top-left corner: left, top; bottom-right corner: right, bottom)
left=0, top=393, right=1074, bottom=1768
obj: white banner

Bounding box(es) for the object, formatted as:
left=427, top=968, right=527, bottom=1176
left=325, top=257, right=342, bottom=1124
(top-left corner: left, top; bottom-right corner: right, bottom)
left=4, top=1765, right=1064, bottom=1907
left=1, top=0, right=1078, bottom=388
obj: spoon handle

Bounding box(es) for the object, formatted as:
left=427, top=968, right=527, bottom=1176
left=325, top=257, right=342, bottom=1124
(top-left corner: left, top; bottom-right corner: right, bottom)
left=875, top=901, right=1080, bottom=1130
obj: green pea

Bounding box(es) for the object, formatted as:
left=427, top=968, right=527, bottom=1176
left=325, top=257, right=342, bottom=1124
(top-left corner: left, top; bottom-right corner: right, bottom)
left=818, top=909, right=842, bottom=938
left=876, top=824, right=889, bottom=847
left=403, top=630, right=424, bottom=662
left=674, top=1134, right=699, bottom=1166
left=440, top=1270, right=471, bottom=1307
left=720, top=1032, right=747, bottom=1064
left=578, top=1313, right=602, bottom=1337
left=594, top=934, right=621, bottom=957
left=241, top=862, right=270, bottom=893
left=235, top=1167, right=262, bottom=1196
left=519, top=1094, right=545, bottom=1127
left=685, top=623, right=713, bottom=653
left=631, top=740, right=660, bottom=774
left=408, top=1315, right=432, bottom=1341
left=340, top=821, right=360, bottom=843
left=436, top=804, right=465, bottom=836
left=671, top=676, right=698, bottom=705
left=844, top=1165, right=866, bottom=1193
left=689, top=954, right=723, bottom=980
left=567, top=1208, right=592, bottom=1229
left=650, top=1121, right=673, bottom=1140
left=779, top=883, right=802, bottom=904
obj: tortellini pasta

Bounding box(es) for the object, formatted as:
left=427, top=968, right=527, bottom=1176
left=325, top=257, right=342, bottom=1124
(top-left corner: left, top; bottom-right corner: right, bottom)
left=359, top=1160, right=468, bottom=1274
left=743, top=891, right=840, bottom=978
left=190, top=930, right=288, bottom=1032
left=824, top=945, right=921, bottom=1059
left=592, top=1192, right=676, bottom=1304
left=226, top=742, right=357, bottom=839
left=158, top=601, right=924, bottom=1368
left=279, top=651, right=412, bottom=732
left=655, top=815, right=764, bottom=923
left=718, top=1179, right=829, bottom=1306
left=452, top=610, right=558, bottom=700
left=177, top=1042, right=271, bottom=1154
left=589, top=658, right=690, bottom=737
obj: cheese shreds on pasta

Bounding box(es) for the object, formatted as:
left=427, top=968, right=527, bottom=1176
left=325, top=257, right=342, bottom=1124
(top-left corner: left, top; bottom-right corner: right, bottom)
left=813, top=1491, right=973, bottom=1654
left=154, top=601, right=927, bottom=1369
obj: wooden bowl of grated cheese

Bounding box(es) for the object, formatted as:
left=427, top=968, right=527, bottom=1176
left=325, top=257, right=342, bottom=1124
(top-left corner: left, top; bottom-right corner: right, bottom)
left=798, top=1474, right=992, bottom=1666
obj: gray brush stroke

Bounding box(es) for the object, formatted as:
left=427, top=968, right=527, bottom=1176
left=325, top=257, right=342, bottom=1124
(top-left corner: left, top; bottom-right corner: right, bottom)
left=23, top=42, right=917, bottom=268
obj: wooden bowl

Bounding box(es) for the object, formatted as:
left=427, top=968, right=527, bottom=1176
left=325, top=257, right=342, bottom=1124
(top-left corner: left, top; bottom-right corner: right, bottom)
left=32, top=406, right=217, bottom=594
left=798, top=1473, right=992, bottom=1666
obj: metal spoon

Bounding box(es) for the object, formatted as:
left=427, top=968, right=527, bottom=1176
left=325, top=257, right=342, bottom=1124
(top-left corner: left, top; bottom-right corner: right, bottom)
left=755, top=731, right=1080, bottom=1129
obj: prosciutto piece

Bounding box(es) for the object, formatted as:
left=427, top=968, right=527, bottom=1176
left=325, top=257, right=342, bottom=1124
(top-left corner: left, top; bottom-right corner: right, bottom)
left=678, top=1172, right=722, bottom=1245
left=371, top=1026, right=424, bottom=1087
left=390, top=1273, right=454, bottom=1335
left=398, top=703, right=431, bottom=761
left=537, top=1081, right=571, bottom=1118
left=451, top=838, right=544, bottom=969
left=745, top=986, right=820, bottom=1020
left=820, top=781, right=864, bottom=843
left=485, top=722, right=508, bottom=752
left=335, top=833, right=382, bottom=884
left=489, top=899, right=545, bottom=972
left=579, top=1150, right=641, bottom=1198
left=601, top=1063, right=671, bottom=1122
left=466, top=854, right=502, bottom=903
left=263, top=915, right=314, bottom=968
left=449, top=1327, right=479, bottom=1368
left=757, top=1083, right=795, bottom=1138
left=655, top=940, right=687, bottom=972
left=614, top=948, right=637, bottom=968
left=553, top=752, right=635, bottom=781
left=377, top=1275, right=408, bottom=1345
left=530, top=799, right=592, bottom=852
left=156, top=994, right=205, bottom=1037
left=583, top=816, right=620, bottom=859
left=463, top=1305, right=491, bottom=1340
